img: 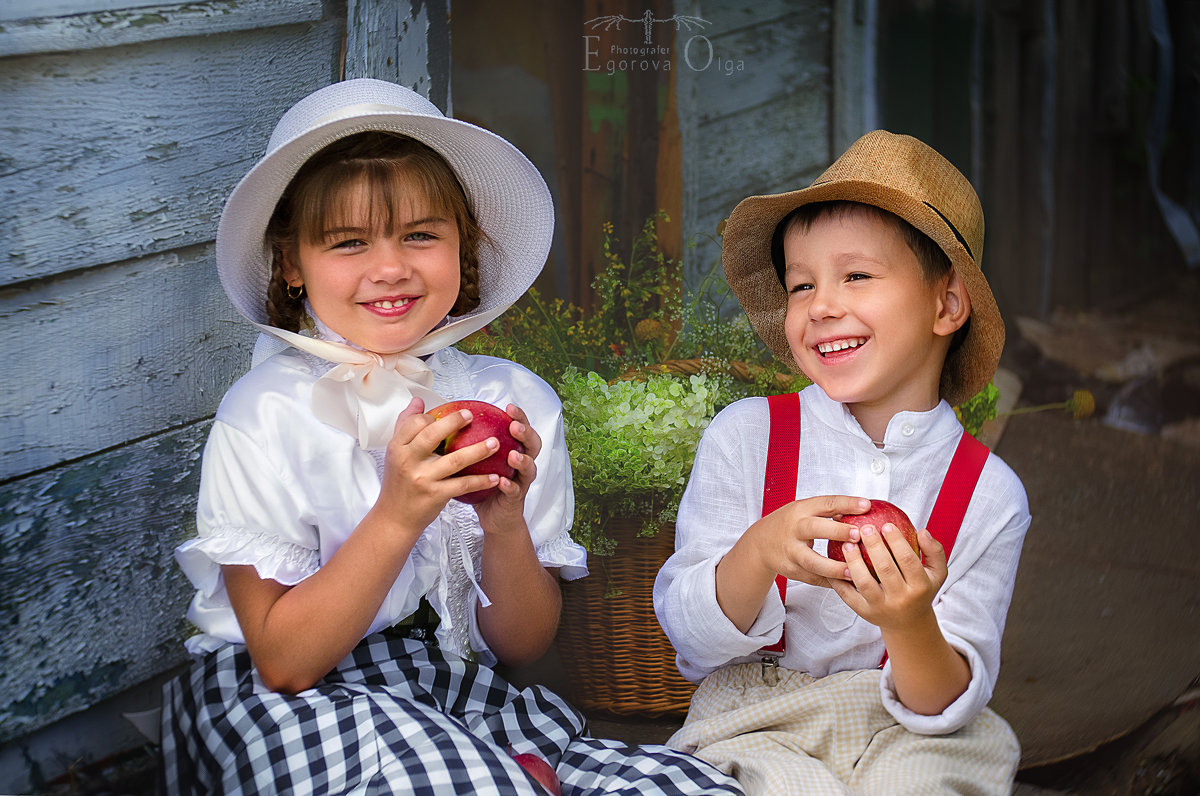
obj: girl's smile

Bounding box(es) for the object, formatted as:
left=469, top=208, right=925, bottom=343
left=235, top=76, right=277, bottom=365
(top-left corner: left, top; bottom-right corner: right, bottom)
left=362, top=295, right=418, bottom=315
left=281, top=187, right=462, bottom=355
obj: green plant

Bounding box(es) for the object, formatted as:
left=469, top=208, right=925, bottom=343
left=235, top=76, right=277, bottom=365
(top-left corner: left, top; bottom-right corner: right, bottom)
left=558, top=369, right=717, bottom=555
left=462, top=213, right=807, bottom=553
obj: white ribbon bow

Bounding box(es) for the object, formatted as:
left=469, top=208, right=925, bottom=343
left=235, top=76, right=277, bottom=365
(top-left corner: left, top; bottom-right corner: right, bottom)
left=253, top=304, right=507, bottom=450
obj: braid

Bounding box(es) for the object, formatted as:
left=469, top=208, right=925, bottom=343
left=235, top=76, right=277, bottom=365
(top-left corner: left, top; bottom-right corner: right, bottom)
left=265, top=253, right=307, bottom=331
left=450, top=230, right=482, bottom=316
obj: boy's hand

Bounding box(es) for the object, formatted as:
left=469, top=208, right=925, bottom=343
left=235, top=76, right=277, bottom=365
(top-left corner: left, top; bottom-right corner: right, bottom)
left=376, top=398, right=501, bottom=534
left=472, top=403, right=541, bottom=534
left=717, top=495, right=868, bottom=634
left=828, top=524, right=948, bottom=630
left=752, top=495, right=871, bottom=587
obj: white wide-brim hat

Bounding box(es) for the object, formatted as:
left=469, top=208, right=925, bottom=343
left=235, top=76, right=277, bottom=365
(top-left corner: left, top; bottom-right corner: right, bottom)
left=216, top=78, right=554, bottom=342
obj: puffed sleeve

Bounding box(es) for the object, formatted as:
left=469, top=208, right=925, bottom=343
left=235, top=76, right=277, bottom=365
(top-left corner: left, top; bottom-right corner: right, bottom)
left=524, top=395, right=587, bottom=579
left=454, top=352, right=587, bottom=579
left=175, top=419, right=320, bottom=653
left=654, top=398, right=785, bottom=681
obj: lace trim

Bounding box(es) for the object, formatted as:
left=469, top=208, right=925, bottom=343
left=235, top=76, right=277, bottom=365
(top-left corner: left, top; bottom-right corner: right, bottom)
left=195, top=525, right=320, bottom=583
left=536, top=530, right=583, bottom=563
left=434, top=500, right=486, bottom=660
left=535, top=530, right=589, bottom=580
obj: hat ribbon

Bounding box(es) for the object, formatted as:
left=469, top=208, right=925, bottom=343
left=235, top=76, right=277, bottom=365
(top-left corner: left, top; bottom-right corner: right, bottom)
left=252, top=303, right=508, bottom=450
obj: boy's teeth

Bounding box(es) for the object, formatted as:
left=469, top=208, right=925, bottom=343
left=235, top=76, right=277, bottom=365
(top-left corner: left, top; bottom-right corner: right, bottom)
left=818, top=337, right=866, bottom=354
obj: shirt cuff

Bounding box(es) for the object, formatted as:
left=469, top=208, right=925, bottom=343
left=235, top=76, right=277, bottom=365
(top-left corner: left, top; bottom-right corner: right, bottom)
left=669, top=558, right=786, bottom=676
left=878, top=630, right=991, bottom=734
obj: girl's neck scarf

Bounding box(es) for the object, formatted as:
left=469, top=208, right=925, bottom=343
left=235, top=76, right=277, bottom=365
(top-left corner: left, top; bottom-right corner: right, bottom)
left=253, top=301, right=504, bottom=450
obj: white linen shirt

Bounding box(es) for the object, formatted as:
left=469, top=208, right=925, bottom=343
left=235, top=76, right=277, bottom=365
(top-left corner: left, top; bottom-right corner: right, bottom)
left=654, top=385, right=1030, bottom=735
left=176, top=345, right=586, bottom=665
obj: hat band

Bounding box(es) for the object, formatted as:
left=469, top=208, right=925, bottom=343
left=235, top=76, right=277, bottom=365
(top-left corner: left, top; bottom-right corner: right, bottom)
left=923, top=202, right=973, bottom=261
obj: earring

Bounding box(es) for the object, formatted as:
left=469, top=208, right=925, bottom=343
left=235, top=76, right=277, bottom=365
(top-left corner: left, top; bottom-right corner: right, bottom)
left=286, top=283, right=305, bottom=300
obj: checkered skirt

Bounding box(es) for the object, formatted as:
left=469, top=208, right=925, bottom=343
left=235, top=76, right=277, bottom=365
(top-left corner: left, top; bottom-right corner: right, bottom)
left=161, top=633, right=743, bottom=795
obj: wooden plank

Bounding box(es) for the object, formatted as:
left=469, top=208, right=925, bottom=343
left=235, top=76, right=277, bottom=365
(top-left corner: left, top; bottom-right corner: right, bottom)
left=0, top=0, right=325, bottom=57
left=0, top=421, right=209, bottom=742
left=683, top=6, right=829, bottom=123
left=1, top=0, right=165, bottom=20
left=0, top=246, right=256, bottom=481
left=982, top=0, right=1036, bottom=318
left=0, top=19, right=344, bottom=286
left=1050, top=0, right=1094, bottom=309
left=832, top=0, right=873, bottom=154
left=687, top=0, right=816, bottom=30
left=655, top=60, right=684, bottom=266
left=345, top=0, right=451, bottom=110
left=694, top=68, right=830, bottom=190
left=540, top=0, right=584, bottom=299
left=676, top=0, right=833, bottom=290
left=686, top=106, right=829, bottom=288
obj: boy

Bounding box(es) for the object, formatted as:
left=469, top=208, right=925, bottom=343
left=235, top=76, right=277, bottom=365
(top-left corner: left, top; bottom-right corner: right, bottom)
left=654, top=131, right=1030, bottom=794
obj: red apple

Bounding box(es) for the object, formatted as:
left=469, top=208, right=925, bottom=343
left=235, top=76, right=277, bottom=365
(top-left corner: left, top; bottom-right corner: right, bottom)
left=429, top=400, right=524, bottom=504
left=511, top=751, right=560, bottom=795
left=827, top=499, right=919, bottom=579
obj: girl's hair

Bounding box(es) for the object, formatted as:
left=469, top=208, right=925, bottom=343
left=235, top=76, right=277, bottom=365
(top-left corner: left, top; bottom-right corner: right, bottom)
left=265, top=131, right=485, bottom=331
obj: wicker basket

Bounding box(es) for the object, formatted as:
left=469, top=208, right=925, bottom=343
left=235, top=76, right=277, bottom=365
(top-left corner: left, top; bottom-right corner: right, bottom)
left=555, top=517, right=696, bottom=718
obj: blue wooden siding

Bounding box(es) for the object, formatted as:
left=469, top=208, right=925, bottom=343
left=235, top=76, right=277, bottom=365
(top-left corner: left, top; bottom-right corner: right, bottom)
left=0, top=0, right=345, bottom=752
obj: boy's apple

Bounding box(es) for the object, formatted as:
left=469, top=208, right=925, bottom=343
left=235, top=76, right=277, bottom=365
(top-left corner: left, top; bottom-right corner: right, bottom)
left=510, top=751, right=560, bottom=795
left=827, top=499, right=919, bottom=579
left=429, top=400, right=524, bottom=504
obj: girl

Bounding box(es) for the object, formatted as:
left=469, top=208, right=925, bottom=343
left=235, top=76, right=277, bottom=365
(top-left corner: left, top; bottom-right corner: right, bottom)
left=162, top=79, right=742, bottom=795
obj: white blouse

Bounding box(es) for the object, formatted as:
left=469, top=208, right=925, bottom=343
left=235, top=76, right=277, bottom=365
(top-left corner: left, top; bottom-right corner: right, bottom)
left=176, top=345, right=586, bottom=665
left=654, top=385, right=1031, bottom=735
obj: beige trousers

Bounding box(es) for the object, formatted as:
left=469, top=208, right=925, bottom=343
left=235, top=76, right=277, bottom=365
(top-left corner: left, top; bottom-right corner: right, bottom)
left=667, top=664, right=1020, bottom=796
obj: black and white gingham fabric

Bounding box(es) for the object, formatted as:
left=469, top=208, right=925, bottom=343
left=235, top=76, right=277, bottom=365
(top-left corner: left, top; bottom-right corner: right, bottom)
left=161, top=634, right=743, bottom=795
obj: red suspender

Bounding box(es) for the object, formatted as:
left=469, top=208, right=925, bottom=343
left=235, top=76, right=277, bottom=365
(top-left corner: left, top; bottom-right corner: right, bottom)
left=760, top=393, right=801, bottom=655
left=924, top=432, right=990, bottom=551
left=759, top=392, right=990, bottom=665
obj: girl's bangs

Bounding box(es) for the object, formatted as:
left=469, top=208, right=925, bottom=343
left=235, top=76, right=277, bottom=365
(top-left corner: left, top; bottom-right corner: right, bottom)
left=296, top=158, right=463, bottom=244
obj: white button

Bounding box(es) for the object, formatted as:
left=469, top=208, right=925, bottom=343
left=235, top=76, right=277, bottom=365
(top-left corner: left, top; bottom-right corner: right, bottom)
left=901, top=422, right=915, bottom=436
left=871, top=458, right=885, bottom=474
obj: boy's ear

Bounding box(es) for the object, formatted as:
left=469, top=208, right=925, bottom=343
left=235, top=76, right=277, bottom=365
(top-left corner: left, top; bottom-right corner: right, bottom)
left=934, top=269, right=972, bottom=337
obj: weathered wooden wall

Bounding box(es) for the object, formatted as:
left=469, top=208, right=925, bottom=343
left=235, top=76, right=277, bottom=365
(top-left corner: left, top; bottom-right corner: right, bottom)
left=451, top=0, right=859, bottom=308
left=2, top=0, right=453, bottom=787
left=874, top=0, right=1197, bottom=322
left=0, top=1, right=349, bottom=759
left=979, top=0, right=1194, bottom=319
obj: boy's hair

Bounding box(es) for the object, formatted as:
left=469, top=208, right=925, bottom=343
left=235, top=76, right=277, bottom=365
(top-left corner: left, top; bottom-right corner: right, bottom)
left=264, top=131, right=485, bottom=331
left=771, top=200, right=952, bottom=286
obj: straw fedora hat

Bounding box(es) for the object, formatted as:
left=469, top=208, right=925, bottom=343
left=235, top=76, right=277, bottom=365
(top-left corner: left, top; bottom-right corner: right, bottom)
left=721, top=129, right=1004, bottom=407
left=216, top=78, right=553, bottom=342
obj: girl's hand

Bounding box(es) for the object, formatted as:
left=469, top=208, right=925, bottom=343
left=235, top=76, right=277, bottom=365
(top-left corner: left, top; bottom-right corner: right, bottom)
left=473, top=403, right=541, bottom=534
left=375, top=398, right=502, bottom=534
left=827, top=524, right=948, bottom=630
